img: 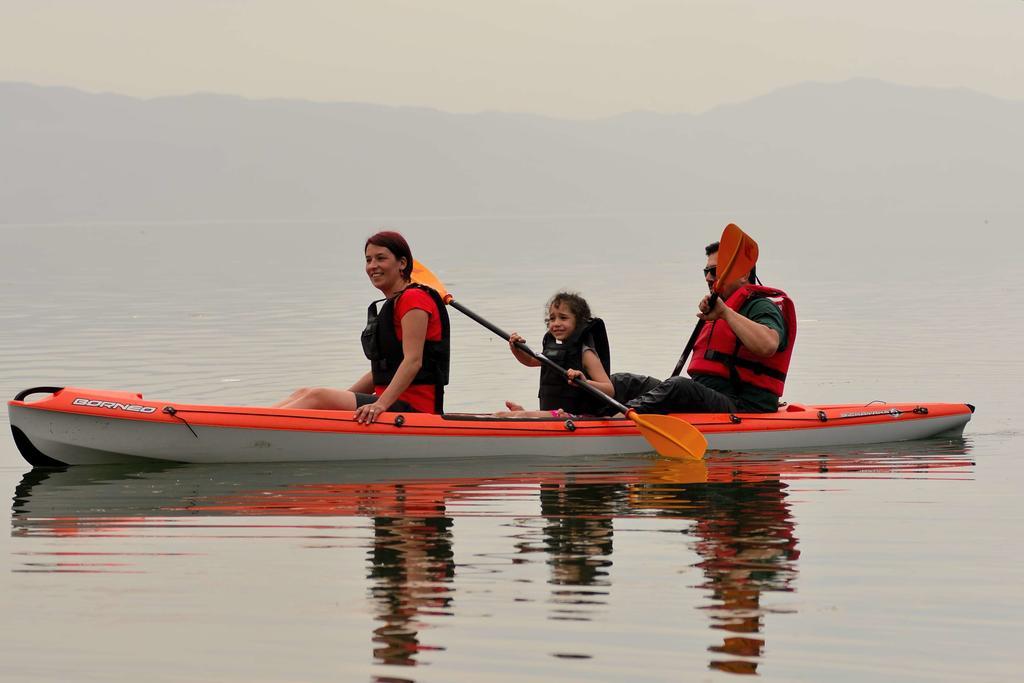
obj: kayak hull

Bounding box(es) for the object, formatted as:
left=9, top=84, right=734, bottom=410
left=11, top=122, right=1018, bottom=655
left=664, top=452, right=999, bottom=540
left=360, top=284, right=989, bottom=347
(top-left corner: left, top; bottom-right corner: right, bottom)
left=8, top=387, right=974, bottom=466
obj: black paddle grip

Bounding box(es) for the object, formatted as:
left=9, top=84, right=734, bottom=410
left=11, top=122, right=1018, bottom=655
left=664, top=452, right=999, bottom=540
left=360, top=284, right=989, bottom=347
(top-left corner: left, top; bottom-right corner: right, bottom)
left=670, top=292, right=718, bottom=377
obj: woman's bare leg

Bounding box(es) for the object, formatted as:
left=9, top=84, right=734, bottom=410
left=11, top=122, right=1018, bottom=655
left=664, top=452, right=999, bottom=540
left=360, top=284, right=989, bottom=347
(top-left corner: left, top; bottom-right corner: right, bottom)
left=273, top=387, right=360, bottom=410
left=271, top=387, right=308, bottom=408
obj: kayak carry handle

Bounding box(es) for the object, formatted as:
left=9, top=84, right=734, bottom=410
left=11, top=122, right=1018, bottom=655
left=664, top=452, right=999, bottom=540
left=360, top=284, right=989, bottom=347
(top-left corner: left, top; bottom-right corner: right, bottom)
left=14, top=386, right=64, bottom=402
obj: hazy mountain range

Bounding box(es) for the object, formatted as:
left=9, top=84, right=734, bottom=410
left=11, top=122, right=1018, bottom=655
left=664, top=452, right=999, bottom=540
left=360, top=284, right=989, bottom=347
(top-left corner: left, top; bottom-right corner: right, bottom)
left=1, top=79, right=1021, bottom=224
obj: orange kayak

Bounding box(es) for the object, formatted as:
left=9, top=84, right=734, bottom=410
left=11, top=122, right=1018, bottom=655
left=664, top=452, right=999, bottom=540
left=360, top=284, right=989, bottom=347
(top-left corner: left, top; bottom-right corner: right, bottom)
left=9, top=386, right=974, bottom=466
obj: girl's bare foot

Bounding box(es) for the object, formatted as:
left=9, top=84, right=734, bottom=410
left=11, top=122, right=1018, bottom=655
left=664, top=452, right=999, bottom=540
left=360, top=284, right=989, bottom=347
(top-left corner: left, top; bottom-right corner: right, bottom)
left=504, top=400, right=525, bottom=411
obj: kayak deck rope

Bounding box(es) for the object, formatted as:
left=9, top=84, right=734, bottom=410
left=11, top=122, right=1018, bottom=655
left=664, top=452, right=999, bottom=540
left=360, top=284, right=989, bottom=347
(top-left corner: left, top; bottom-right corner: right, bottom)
left=163, top=406, right=199, bottom=438
left=159, top=405, right=939, bottom=434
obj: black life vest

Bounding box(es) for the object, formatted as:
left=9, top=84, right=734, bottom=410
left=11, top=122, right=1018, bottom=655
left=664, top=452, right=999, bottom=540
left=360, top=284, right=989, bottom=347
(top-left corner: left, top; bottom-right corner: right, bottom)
left=361, top=284, right=451, bottom=399
left=537, top=318, right=611, bottom=416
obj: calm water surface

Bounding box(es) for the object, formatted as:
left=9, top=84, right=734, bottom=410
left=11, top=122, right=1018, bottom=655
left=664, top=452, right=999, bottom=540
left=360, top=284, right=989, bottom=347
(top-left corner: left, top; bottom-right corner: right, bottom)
left=1, top=213, right=1022, bottom=681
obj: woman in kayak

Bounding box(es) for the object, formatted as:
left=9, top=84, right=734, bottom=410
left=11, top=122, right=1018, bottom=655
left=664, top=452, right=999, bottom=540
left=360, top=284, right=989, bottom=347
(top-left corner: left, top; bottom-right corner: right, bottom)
left=498, top=292, right=615, bottom=418
left=273, top=231, right=450, bottom=423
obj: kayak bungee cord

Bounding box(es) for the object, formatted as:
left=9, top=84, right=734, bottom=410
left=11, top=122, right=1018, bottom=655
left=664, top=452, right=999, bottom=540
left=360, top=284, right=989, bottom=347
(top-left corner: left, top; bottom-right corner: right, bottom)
left=161, top=404, right=938, bottom=434
left=162, top=406, right=199, bottom=438
left=166, top=406, right=627, bottom=435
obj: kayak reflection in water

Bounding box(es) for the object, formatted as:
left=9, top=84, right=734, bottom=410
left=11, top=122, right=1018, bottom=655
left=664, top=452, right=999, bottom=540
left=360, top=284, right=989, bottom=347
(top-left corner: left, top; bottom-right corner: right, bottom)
left=616, top=234, right=797, bottom=415
left=497, top=291, right=616, bottom=418
left=272, top=231, right=451, bottom=424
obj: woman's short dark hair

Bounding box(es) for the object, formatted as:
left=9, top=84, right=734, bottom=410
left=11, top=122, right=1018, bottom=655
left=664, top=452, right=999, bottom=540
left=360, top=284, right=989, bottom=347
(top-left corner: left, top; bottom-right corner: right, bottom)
left=547, top=291, right=592, bottom=323
left=365, top=230, right=413, bottom=281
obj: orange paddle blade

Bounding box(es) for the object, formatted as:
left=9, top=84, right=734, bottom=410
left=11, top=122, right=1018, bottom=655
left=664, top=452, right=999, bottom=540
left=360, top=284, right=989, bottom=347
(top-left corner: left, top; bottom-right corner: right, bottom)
left=714, top=223, right=759, bottom=295
left=411, top=259, right=452, bottom=303
left=626, top=410, right=707, bottom=461
left=639, top=459, right=710, bottom=485
left=628, top=460, right=709, bottom=508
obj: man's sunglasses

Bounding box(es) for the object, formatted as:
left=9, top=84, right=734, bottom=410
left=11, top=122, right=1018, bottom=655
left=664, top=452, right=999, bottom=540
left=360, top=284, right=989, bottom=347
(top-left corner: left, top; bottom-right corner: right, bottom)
left=703, top=266, right=717, bottom=278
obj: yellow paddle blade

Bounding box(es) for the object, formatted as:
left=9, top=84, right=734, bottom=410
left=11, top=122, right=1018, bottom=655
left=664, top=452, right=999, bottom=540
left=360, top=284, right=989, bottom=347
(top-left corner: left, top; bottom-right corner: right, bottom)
left=627, top=410, right=708, bottom=461
left=411, top=259, right=451, bottom=302
left=715, top=223, right=759, bottom=294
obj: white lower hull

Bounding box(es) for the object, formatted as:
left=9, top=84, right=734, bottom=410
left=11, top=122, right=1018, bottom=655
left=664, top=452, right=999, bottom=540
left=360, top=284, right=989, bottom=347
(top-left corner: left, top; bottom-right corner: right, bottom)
left=9, top=404, right=971, bottom=466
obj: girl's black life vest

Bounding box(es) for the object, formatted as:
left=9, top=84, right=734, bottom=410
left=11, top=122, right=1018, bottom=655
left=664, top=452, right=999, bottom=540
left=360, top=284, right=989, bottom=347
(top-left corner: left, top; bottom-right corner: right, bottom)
left=537, top=317, right=611, bottom=416
left=361, top=284, right=451, bottom=409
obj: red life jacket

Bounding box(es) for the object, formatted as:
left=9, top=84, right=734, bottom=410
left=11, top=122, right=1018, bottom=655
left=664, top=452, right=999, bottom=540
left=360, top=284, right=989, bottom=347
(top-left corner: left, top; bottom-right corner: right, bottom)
left=686, top=285, right=796, bottom=397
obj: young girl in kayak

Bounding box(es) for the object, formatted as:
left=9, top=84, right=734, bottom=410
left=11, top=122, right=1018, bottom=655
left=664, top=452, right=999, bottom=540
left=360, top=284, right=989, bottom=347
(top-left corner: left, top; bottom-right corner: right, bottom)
left=498, top=292, right=615, bottom=418
left=272, top=231, right=450, bottom=424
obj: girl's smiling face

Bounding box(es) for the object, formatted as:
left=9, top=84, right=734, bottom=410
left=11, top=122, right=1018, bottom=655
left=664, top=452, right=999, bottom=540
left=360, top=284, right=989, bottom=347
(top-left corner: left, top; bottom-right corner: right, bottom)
left=546, top=303, right=577, bottom=341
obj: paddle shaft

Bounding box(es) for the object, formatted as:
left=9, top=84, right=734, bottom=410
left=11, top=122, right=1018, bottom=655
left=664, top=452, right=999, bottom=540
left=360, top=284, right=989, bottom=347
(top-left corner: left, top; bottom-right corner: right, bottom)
left=670, top=293, right=718, bottom=377
left=446, top=299, right=630, bottom=414
left=411, top=258, right=707, bottom=460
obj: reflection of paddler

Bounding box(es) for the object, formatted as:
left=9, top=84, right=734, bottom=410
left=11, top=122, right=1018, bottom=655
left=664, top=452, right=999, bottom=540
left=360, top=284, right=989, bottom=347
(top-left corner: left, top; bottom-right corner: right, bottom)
left=626, top=472, right=798, bottom=676
left=368, top=507, right=455, bottom=666
left=537, top=482, right=622, bottom=587
left=699, top=480, right=797, bottom=675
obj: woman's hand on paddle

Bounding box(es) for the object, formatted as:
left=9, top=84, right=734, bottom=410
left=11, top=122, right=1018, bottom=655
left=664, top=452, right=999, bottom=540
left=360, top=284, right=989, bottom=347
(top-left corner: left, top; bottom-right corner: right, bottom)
left=354, top=400, right=389, bottom=425
left=565, top=368, right=585, bottom=385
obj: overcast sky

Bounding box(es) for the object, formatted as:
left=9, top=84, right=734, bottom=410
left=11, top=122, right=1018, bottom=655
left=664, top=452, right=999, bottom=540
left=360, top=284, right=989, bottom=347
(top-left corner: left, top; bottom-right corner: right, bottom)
left=1, top=0, right=1021, bottom=118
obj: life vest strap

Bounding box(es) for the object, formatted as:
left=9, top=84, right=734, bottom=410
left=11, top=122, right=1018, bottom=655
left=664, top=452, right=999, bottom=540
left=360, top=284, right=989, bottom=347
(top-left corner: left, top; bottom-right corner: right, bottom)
left=704, top=350, right=788, bottom=381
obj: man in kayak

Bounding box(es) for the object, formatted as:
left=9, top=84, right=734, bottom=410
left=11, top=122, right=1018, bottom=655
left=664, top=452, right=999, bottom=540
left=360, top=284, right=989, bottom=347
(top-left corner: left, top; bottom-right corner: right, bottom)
left=620, top=240, right=796, bottom=414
